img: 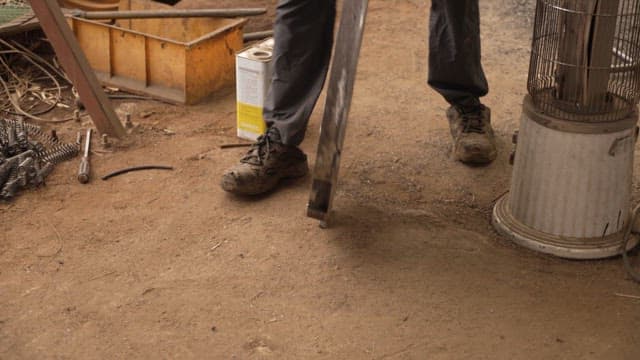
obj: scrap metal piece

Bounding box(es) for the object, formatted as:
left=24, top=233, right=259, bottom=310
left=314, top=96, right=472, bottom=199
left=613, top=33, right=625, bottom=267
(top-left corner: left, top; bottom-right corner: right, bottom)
left=0, top=118, right=79, bottom=199
left=306, top=0, right=369, bottom=225
left=38, top=162, right=55, bottom=179
left=29, top=0, right=125, bottom=138
left=6, top=121, right=17, bottom=156
left=3, top=118, right=58, bottom=146
left=0, top=150, right=34, bottom=188
left=1, top=173, right=22, bottom=199
left=17, top=156, right=34, bottom=187
left=15, top=119, right=31, bottom=152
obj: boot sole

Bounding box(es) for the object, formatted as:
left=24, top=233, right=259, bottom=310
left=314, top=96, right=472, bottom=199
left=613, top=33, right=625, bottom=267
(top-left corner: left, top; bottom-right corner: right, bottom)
left=221, top=160, right=309, bottom=196
left=454, top=146, right=497, bottom=165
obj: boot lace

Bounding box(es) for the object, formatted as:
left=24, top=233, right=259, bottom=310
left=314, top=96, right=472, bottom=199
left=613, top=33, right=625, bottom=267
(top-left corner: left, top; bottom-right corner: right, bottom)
left=460, top=106, right=486, bottom=134
left=240, top=134, right=274, bottom=166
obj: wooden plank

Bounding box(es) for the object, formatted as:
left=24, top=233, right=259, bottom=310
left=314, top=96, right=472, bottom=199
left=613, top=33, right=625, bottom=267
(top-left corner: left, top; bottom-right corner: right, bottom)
left=60, top=0, right=119, bottom=12
left=111, top=28, right=146, bottom=83
left=185, top=26, right=244, bottom=104
left=556, top=0, right=597, bottom=105
left=556, top=0, right=619, bottom=109
left=307, top=0, right=368, bottom=225
left=70, top=18, right=111, bottom=75
left=146, top=37, right=185, bottom=91
left=586, top=0, right=619, bottom=106
left=30, top=0, right=125, bottom=138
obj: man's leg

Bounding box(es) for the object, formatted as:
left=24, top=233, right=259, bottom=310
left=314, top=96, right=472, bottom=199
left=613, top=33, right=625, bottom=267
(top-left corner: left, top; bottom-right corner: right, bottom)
left=221, top=0, right=336, bottom=195
left=428, top=0, right=496, bottom=164
left=428, top=0, right=487, bottom=107
left=264, top=0, right=337, bottom=146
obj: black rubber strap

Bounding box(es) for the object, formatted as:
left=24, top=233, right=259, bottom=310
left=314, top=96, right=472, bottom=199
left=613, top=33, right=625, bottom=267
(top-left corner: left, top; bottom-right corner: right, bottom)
left=101, top=165, right=173, bottom=181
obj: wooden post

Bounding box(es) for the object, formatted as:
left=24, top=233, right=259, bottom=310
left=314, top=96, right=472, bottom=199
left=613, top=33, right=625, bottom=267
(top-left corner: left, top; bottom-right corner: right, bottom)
left=556, top=0, right=619, bottom=110
left=30, top=0, right=125, bottom=138
left=586, top=0, right=619, bottom=105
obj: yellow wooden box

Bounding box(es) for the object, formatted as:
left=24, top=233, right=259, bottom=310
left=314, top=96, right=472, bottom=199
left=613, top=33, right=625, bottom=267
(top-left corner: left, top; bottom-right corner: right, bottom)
left=66, top=1, right=246, bottom=104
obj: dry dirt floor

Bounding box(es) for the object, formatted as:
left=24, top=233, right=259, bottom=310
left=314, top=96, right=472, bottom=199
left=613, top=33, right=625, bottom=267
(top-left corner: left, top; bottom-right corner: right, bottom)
left=2, top=0, right=640, bottom=359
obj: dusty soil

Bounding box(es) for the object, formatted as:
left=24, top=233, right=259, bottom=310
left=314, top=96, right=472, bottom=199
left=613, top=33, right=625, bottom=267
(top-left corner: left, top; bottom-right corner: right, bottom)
left=1, top=0, right=640, bottom=359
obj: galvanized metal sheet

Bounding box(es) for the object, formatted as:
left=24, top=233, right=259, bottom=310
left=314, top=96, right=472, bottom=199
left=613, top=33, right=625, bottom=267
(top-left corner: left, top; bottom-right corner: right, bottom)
left=307, top=0, right=368, bottom=225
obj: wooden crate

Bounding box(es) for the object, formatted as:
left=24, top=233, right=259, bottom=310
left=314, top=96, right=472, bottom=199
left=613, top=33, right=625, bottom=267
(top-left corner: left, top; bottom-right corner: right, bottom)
left=59, top=0, right=119, bottom=11
left=66, top=1, right=246, bottom=104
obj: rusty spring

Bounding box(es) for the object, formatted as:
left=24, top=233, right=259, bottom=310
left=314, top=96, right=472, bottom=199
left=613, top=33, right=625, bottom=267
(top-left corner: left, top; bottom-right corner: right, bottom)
left=38, top=143, right=79, bottom=164
left=2, top=117, right=58, bottom=146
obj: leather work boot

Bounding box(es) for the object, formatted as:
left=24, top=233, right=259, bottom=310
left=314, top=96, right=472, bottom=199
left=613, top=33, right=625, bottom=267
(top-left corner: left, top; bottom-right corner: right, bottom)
left=221, top=127, right=308, bottom=195
left=447, top=104, right=497, bottom=164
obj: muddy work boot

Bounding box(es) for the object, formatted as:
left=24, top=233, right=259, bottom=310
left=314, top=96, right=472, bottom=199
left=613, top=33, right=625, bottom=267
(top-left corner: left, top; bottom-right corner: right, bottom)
left=221, top=128, right=308, bottom=195
left=447, top=104, right=497, bottom=164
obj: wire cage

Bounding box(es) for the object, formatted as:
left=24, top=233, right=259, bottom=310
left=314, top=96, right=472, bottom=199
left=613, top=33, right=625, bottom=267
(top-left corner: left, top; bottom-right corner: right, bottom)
left=528, top=0, right=640, bottom=122
left=0, top=2, right=30, bottom=26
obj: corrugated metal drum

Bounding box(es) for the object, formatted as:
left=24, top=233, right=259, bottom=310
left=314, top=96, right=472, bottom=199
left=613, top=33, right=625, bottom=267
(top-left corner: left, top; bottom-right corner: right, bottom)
left=493, top=97, right=639, bottom=258
left=493, top=0, right=640, bottom=259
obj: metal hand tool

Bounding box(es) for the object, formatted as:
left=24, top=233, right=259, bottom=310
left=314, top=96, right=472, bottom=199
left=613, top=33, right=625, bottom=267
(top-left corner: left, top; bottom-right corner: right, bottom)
left=77, top=128, right=91, bottom=184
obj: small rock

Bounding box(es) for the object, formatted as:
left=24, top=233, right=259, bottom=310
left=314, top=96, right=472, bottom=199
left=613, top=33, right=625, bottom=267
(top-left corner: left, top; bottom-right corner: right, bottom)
left=140, top=111, right=156, bottom=119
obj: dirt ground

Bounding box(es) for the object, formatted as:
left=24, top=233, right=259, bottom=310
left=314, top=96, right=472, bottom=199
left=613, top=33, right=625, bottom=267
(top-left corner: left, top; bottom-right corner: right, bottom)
left=1, top=0, right=639, bottom=359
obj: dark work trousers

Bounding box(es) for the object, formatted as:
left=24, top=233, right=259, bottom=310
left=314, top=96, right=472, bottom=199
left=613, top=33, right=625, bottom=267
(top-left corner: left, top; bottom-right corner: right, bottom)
left=263, top=0, right=489, bottom=146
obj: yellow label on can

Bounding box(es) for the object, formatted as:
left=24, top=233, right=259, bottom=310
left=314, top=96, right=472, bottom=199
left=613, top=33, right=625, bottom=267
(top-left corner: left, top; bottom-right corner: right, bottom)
left=237, top=102, right=266, bottom=134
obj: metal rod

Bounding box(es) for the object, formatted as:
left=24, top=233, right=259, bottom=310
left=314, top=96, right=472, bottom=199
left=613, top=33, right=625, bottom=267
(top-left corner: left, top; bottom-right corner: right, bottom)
left=77, top=128, right=91, bottom=184
left=243, top=30, right=274, bottom=42
left=83, top=129, right=91, bottom=157
left=70, top=8, right=267, bottom=20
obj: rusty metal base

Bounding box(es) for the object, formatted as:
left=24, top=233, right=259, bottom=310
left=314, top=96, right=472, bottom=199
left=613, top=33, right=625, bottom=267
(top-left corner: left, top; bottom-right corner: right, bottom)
left=493, top=194, right=638, bottom=259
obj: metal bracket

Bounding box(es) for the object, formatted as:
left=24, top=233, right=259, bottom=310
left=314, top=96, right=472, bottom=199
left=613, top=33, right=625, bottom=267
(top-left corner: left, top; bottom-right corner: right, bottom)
left=29, top=0, right=125, bottom=138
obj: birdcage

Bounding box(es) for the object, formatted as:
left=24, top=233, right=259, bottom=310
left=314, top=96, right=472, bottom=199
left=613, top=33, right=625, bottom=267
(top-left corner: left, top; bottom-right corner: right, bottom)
left=527, top=0, right=640, bottom=122
left=493, top=0, right=640, bottom=259
left=0, top=2, right=30, bottom=26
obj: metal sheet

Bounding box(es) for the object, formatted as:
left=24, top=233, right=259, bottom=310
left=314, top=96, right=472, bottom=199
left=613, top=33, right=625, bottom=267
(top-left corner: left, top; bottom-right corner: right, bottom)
left=307, top=0, right=368, bottom=224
